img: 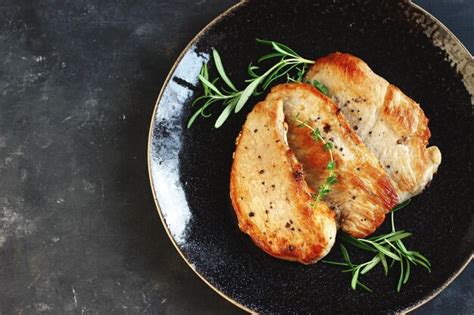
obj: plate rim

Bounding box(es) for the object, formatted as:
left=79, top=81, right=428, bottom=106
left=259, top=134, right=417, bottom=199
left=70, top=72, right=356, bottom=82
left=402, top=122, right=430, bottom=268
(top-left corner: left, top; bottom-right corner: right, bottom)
left=147, top=1, right=254, bottom=313
left=147, top=0, right=473, bottom=313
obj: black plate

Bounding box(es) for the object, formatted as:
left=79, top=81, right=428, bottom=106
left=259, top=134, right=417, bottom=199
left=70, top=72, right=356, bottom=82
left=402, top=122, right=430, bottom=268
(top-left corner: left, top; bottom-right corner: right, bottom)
left=148, top=0, right=473, bottom=313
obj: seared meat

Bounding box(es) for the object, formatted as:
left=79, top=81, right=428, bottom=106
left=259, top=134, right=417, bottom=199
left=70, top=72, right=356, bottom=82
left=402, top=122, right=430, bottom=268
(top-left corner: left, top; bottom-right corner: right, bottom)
left=266, top=83, right=398, bottom=238
left=230, top=97, right=337, bottom=264
left=306, top=52, right=442, bottom=201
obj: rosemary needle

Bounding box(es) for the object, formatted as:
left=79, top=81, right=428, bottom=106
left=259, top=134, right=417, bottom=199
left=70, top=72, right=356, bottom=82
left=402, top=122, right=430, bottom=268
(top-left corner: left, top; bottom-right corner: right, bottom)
left=323, top=200, right=431, bottom=292
left=188, top=40, right=315, bottom=128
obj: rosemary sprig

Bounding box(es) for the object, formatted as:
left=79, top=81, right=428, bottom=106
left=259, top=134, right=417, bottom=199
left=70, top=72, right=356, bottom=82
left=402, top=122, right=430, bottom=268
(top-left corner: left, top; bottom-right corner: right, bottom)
left=391, top=198, right=411, bottom=212
left=187, top=50, right=242, bottom=129
left=287, top=64, right=308, bottom=83
left=189, top=40, right=431, bottom=294
left=323, top=200, right=431, bottom=292
left=190, top=40, right=431, bottom=294
left=188, top=40, right=315, bottom=128
left=294, top=114, right=336, bottom=203
left=324, top=243, right=373, bottom=292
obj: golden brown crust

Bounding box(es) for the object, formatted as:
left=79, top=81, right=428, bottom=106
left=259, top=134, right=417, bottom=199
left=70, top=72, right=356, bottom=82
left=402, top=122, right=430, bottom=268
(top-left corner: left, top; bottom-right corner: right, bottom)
left=266, top=83, right=398, bottom=238
left=382, top=85, right=431, bottom=141
left=306, top=52, right=442, bottom=201
left=230, top=98, right=337, bottom=264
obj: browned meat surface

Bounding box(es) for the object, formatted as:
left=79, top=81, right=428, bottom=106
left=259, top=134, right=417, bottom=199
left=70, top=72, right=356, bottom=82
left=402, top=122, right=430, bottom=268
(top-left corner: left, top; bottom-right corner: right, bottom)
left=266, top=83, right=398, bottom=238
left=230, top=96, right=337, bottom=264
left=306, top=52, right=442, bottom=201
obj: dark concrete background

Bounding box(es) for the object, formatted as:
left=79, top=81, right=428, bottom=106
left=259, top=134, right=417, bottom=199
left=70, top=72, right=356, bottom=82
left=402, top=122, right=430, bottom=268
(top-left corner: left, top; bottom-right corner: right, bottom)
left=0, top=0, right=471, bottom=314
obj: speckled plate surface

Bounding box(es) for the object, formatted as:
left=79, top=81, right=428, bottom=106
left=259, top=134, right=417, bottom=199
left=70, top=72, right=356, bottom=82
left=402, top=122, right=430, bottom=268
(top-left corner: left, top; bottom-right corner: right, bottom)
left=148, top=0, right=473, bottom=313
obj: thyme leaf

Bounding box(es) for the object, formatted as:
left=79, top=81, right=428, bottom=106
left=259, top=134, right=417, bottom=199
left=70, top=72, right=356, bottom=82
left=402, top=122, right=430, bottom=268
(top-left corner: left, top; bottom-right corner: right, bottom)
left=294, top=115, right=336, bottom=203
left=189, top=40, right=431, bottom=295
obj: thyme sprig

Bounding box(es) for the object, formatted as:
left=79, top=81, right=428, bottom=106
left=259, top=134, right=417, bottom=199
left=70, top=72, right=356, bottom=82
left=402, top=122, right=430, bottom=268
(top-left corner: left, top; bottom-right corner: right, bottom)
left=294, top=114, right=336, bottom=203
left=189, top=40, right=432, bottom=294
left=323, top=199, right=431, bottom=292
left=188, top=40, right=315, bottom=128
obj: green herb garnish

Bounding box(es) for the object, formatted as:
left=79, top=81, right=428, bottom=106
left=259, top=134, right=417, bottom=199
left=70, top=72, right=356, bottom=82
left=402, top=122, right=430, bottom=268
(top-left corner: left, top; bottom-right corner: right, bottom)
left=295, top=114, right=337, bottom=203
left=189, top=40, right=431, bottom=294
left=323, top=200, right=431, bottom=292
left=188, top=40, right=315, bottom=128
left=187, top=50, right=241, bottom=129
left=311, top=79, right=330, bottom=96
left=287, top=63, right=308, bottom=83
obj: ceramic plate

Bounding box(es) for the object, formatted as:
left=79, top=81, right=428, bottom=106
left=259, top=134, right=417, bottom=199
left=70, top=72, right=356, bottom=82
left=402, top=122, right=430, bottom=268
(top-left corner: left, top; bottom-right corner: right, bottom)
left=148, top=0, right=473, bottom=313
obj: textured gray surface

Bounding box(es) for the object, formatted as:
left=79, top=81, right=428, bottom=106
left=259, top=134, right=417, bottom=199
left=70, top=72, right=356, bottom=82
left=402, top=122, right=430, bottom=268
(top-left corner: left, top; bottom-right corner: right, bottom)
left=0, top=0, right=471, bottom=314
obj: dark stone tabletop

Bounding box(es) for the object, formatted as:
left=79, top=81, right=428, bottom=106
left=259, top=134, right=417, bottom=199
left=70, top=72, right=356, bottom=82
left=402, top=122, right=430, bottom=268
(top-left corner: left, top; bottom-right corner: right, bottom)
left=0, top=0, right=471, bottom=314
